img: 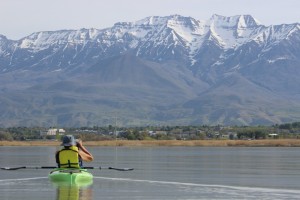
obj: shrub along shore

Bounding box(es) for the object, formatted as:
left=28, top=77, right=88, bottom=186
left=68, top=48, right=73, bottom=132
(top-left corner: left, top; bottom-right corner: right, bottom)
left=1, top=139, right=300, bottom=147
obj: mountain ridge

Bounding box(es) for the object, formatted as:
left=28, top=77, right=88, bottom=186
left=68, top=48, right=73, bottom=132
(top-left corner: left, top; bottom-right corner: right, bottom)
left=0, top=14, right=300, bottom=127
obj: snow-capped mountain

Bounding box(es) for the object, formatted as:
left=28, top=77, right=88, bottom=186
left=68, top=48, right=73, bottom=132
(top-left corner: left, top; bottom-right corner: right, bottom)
left=0, top=14, right=300, bottom=127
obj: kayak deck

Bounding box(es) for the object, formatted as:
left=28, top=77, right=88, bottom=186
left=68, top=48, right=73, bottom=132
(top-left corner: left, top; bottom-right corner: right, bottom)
left=49, top=168, right=93, bottom=186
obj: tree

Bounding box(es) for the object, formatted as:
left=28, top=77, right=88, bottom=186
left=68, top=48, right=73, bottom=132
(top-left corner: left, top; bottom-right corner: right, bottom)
left=0, top=131, right=13, bottom=141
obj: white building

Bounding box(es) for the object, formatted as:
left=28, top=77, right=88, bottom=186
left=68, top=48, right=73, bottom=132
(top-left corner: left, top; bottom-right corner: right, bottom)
left=46, top=128, right=65, bottom=136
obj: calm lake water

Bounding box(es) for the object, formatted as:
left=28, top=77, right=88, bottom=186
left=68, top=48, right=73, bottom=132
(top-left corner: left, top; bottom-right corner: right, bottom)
left=0, top=146, right=300, bottom=199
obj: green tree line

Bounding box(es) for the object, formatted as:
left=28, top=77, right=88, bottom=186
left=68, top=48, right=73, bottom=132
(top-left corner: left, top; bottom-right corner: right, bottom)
left=1, top=122, right=300, bottom=141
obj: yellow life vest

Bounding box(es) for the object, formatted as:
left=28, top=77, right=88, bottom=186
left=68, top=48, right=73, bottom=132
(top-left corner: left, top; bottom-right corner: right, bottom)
left=57, top=146, right=80, bottom=168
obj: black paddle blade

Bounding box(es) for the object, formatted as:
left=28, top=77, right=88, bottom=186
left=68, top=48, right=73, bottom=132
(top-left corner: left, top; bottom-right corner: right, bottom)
left=0, top=166, right=56, bottom=170
left=108, top=167, right=134, bottom=171
left=0, top=166, right=26, bottom=170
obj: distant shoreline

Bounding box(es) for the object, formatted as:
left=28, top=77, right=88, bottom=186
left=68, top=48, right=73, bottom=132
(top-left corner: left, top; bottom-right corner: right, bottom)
left=0, top=139, right=300, bottom=147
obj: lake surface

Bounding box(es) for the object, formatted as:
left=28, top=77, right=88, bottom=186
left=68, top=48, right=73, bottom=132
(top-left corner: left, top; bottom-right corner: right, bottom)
left=0, top=146, right=300, bottom=199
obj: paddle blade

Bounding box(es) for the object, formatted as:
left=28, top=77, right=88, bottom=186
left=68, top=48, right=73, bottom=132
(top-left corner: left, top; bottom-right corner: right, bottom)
left=0, top=166, right=26, bottom=170
left=108, top=167, right=134, bottom=171
left=0, top=166, right=56, bottom=170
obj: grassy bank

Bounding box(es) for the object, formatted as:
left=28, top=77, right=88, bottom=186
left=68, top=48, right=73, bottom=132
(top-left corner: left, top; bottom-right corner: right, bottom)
left=1, top=139, right=300, bottom=147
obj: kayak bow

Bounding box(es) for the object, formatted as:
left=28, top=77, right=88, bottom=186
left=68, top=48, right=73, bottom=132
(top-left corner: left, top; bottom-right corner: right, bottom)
left=48, top=168, right=93, bottom=186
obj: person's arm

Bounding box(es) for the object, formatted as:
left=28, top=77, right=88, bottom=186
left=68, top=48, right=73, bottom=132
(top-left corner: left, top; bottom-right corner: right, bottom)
left=76, top=140, right=94, bottom=162
left=55, top=151, right=60, bottom=166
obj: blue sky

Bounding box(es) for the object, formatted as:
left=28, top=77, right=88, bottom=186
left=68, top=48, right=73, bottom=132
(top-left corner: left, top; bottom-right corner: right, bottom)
left=1, top=0, right=300, bottom=40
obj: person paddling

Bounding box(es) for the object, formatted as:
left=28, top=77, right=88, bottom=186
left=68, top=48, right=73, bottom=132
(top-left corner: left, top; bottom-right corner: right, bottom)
left=56, top=135, right=94, bottom=168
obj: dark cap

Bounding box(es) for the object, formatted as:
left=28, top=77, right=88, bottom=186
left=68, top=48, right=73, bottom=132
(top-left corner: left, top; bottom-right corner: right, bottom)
left=61, top=135, right=76, bottom=146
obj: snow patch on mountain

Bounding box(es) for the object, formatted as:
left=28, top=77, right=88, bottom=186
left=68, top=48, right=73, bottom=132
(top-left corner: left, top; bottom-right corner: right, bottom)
left=267, top=57, right=289, bottom=63
left=207, top=14, right=262, bottom=49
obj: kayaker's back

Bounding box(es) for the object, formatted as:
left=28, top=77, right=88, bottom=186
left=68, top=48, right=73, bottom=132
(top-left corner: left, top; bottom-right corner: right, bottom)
left=56, top=146, right=81, bottom=168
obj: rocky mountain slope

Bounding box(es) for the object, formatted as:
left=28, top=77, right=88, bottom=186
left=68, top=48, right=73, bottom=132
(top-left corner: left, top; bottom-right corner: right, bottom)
left=0, top=14, right=300, bottom=127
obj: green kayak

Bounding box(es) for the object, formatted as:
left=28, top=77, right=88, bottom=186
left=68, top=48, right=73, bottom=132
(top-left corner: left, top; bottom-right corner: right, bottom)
left=48, top=168, right=93, bottom=186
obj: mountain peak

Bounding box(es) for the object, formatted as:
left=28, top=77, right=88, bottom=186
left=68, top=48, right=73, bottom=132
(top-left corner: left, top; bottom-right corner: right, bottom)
left=210, top=14, right=260, bottom=28
left=134, top=16, right=169, bottom=26
left=133, top=14, right=197, bottom=26
left=237, top=15, right=261, bottom=27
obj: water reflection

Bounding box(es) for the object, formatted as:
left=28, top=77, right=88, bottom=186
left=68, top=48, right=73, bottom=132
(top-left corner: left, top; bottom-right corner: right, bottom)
left=56, top=185, right=93, bottom=200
